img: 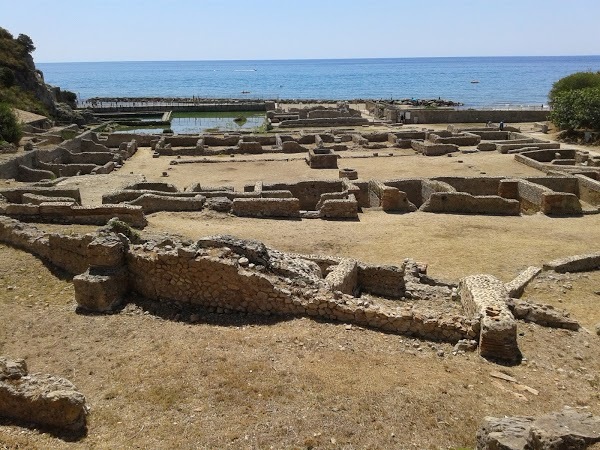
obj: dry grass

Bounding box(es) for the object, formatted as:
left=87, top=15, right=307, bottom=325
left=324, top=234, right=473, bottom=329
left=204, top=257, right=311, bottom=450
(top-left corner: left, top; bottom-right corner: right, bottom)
left=1, top=244, right=600, bottom=449
left=146, top=209, right=600, bottom=281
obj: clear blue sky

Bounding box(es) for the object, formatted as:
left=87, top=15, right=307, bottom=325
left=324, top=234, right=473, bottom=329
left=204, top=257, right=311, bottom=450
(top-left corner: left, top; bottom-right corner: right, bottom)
left=2, top=0, right=599, bottom=62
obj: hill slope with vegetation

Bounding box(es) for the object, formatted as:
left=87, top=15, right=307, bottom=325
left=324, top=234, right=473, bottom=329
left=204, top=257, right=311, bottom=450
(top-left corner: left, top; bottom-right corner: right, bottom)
left=0, top=26, right=83, bottom=123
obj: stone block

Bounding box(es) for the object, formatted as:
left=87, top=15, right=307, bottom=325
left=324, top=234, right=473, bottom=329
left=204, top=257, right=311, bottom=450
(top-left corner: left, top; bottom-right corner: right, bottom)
left=0, top=357, right=87, bottom=431
left=74, top=267, right=128, bottom=312
left=504, top=266, right=541, bottom=298
left=459, top=275, right=520, bottom=362
left=325, top=259, right=358, bottom=295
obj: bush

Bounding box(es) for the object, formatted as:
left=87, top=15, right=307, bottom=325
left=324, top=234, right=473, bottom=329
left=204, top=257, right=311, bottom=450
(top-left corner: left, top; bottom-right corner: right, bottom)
left=549, top=71, right=600, bottom=105
left=550, top=87, right=600, bottom=131
left=0, top=102, right=22, bottom=144
left=0, top=66, right=15, bottom=87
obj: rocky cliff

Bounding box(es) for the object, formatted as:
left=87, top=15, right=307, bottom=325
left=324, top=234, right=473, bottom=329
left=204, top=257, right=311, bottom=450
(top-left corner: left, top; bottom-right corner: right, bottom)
left=0, top=27, right=85, bottom=124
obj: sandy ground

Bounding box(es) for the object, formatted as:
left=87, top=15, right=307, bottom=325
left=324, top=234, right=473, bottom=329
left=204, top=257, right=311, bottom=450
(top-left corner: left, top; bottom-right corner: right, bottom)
left=60, top=144, right=543, bottom=203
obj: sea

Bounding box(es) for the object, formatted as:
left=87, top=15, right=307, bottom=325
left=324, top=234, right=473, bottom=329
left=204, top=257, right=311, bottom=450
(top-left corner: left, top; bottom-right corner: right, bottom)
left=37, top=56, right=600, bottom=108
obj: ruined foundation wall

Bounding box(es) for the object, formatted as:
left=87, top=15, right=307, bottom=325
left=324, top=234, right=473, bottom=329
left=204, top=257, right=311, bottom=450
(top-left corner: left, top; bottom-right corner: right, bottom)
left=231, top=198, right=301, bottom=218
left=420, top=192, right=521, bottom=215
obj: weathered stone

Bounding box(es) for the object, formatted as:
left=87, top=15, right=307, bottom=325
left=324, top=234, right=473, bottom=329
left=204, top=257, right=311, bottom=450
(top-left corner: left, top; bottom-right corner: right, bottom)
left=507, top=298, right=579, bottom=330
left=543, top=252, right=600, bottom=273
left=0, top=357, right=87, bottom=431
left=477, top=408, right=600, bottom=450
left=460, top=275, right=520, bottom=362
left=73, top=267, right=128, bottom=312
left=505, top=266, right=542, bottom=298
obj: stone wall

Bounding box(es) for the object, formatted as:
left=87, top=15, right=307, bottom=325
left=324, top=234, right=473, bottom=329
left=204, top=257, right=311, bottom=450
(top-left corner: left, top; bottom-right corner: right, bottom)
left=262, top=180, right=344, bottom=210
left=433, top=177, right=503, bottom=196
left=428, top=132, right=480, bottom=146
left=0, top=203, right=147, bottom=228
left=516, top=180, right=582, bottom=215
left=16, top=164, right=55, bottom=182
left=307, top=148, right=338, bottom=169
left=319, top=195, right=359, bottom=219
left=0, top=187, right=82, bottom=204
left=420, top=192, right=521, bottom=215
left=576, top=174, right=600, bottom=205
left=369, top=180, right=416, bottom=212
left=411, top=140, right=459, bottom=156
left=231, top=198, right=301, bottom=218
left=128, top=194, right=206, bottom=214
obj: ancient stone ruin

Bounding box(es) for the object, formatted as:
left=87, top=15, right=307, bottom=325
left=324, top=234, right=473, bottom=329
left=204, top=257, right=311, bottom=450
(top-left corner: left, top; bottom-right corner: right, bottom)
left=477, top=407, right=600, bottom=450
left=0, top=357, right=88, bottom=432
left=0, top=215, right=590, bottom=365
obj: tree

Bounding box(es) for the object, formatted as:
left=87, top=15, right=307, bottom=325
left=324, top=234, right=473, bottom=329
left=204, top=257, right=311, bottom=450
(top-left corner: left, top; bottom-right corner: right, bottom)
left=0, top=102, right=23, bottom=145
left=549, top=71, right=600, bottom=105
left=16, top=33, right=35, bottom=54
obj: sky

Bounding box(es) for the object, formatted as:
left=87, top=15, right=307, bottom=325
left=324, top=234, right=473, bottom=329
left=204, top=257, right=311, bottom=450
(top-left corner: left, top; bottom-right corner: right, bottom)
left=2, top=0, right=600, bottom=62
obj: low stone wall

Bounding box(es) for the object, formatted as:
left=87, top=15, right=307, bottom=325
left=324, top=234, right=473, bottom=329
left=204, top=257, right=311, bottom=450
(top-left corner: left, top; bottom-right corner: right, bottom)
left=128, top=194, right=206, bottom=213
left=497, top=142, right=560, bottom=154
left=262, top=180, right=344, bottom=210
left=429, top=132, right=480, bottom=146
left=411, top=140, right=459, bottom=156
left=433, top=176, right=503, bottom=196
left=319, top=195, right=359, bottom=219
left=21, top=193, right=77, bottom=205
left=231, top=198, right=301, bottom=218
left=17, top=164, right=55, bottom=182
left=0, top=187, right=82, bottom=204
left=516, top=180, right=582, bottom=215
left=420, top=192, right=520, bottom=215
left=369, top=180, right=416, bottom=212
left=524, top=176, right=579, bottom=194
left=126, top=182, right=179, bottom=192
left=383, top=179, right=424, bottom=207
left=358, top=263, right=406, bottom=299
left=0, top=203, right=147, bottom=228
left=576, top=174, right=600, bottom=205
left=307, top=148, right=338, bottom=169
left=543, top=252, right=600, bottom=273
left=278, top=117, right=369, bottom=128
left=459, top=275, right=520, bottom=362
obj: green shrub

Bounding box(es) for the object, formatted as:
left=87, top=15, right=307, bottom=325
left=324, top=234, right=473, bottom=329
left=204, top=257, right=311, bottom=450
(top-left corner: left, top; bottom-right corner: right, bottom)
left=0, top=102, right=22, bottom=144
left=550, top=87, right=600, bottom=131
left=549, top=71, right=600, bottom=105
left=0, top=66, right=15, bottom=87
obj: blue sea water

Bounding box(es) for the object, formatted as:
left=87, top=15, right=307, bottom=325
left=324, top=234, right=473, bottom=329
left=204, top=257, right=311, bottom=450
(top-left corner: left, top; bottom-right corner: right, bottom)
left=37, top=56, right=600, bottom=108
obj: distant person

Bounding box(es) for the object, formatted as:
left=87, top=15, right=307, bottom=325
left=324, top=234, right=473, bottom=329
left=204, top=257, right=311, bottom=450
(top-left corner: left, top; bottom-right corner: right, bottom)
left=499, top=121, right=505, bottom=131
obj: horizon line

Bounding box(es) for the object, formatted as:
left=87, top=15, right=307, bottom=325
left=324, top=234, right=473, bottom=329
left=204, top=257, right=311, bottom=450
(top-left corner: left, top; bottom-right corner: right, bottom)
left=36, top=54, right=600, bottom=64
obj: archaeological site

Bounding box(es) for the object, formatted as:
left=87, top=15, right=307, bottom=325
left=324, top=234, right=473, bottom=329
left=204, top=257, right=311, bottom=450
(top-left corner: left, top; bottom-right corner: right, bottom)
left=2, top=98, right=600, bottom=449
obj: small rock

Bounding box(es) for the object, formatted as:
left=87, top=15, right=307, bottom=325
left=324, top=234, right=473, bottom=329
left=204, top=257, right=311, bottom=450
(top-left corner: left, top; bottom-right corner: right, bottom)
left=437, top=350, right=445, bottom=357
left=238, top=257, right=249, bottom=266
left=453, top=339, right=478, bottom=352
